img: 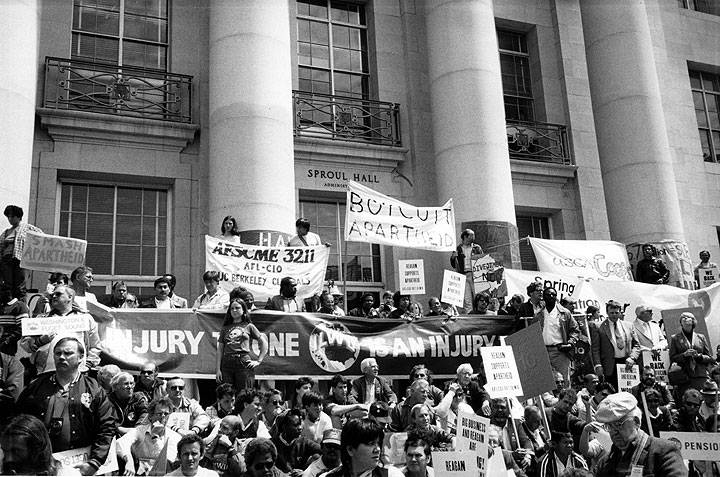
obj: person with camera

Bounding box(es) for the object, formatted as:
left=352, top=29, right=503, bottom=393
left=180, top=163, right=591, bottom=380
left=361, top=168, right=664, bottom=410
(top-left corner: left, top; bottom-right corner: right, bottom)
left=16, top=336, right=117, bottom=476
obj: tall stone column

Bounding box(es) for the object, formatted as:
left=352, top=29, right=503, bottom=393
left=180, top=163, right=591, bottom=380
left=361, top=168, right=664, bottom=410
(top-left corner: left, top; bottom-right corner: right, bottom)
left=209, top=0, right=296, bottom=242
left=425, top=0, right=520, bottom=268
left=580, top=0, right=685, bottom=245
left=0, top=0, right=38, bottom=213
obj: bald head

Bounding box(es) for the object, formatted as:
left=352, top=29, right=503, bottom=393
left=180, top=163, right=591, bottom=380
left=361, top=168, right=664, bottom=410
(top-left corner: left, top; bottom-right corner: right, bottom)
left=220, top=415, right=242, bottom=440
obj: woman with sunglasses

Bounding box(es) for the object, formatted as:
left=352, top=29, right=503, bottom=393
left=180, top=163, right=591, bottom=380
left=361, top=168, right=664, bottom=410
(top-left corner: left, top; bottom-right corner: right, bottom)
left=216, top=298, right=268, bottom=392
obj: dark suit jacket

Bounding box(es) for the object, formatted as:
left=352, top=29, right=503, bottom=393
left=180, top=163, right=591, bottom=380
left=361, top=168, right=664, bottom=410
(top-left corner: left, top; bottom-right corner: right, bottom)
left=591, top=319, right=641, bottom=374
left=450, top=243, right=483, bottom=274
left=529, top=304, right=580, bottom=346
left=668, top=331, right=713, bottom=379
left=349, top=376, right=397, bottom=404
left=264, top=295, right=306, bottom=312
left=517, top=301, right=539, bottom=318
left=596, top=435, right=686, bottom=477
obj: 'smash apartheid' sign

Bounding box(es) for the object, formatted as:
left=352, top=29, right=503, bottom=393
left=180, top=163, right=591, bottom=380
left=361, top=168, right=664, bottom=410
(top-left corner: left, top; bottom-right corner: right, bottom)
left=344, top=181, right=456, bottom=251
left=20, top=231, right=87, bottom=273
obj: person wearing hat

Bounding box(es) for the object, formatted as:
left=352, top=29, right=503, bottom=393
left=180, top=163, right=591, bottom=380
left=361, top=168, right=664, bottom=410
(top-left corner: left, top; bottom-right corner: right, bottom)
left=591, top=300, right=641, bottom=390
left=537, top=430, right=588, bottom=477
left=369, top=401, right=392, bottom=429
left=699, top=380, right=720, bottom=422
left=632, top=305, right=667, bottom=353
left=595, top=392, right=685, bottom=476
left=302, top=429, right=342, bottom=477
left=288, top=218, right=331, bottom=247
left=671, top=388, right=705, bottom=433
left=669, top=311, right=713, bottom=397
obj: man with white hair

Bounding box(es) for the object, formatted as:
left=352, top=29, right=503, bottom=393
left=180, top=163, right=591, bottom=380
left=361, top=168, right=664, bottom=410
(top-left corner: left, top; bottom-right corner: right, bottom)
left=390, top=379, right=432, bottom=431
left=594, top=392, right=685, bottom=476
left=349, top=357, right=397, bottom=405
left=445, top=363, right=491, bottom=416
left=632, top=305, right=667, bottom=353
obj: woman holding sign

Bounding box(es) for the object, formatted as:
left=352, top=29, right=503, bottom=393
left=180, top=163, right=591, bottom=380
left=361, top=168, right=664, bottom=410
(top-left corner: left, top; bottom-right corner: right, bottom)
left=669, top=312, right=713, bottom=398
left=216, top=298, right=268, bottom=392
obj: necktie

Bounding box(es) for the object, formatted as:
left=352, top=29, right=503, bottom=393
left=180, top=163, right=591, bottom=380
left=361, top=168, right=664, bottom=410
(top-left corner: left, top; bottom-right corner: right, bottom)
left=614, top=321, right=625, bottom=350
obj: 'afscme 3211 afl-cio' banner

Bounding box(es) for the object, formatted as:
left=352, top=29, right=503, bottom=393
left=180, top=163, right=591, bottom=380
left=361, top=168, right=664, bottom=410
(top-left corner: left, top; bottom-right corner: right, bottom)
left=205, top=236, right=329, bottom=302
left=345, top=181, right=456, bottom=251
left=95, top=309, right=515, bottom=378
left=529, top=237, right=633, bottom=281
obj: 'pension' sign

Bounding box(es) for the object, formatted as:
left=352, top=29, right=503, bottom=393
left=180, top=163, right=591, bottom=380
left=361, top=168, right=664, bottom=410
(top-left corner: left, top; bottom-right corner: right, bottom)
left=344, top=181, right=456, bottom=251
left=20, top=231, right=86, bottom=273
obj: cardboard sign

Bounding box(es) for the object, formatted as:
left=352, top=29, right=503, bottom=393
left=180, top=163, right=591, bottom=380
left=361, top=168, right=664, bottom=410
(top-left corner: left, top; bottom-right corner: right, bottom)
left=382, top=432, right=408, bottom=466
left=399, top=259, right=426, bottom=295
left=456, top=410, right=489, bottom=452
left=54, top=438, right=118, bottom=474
left=442, top=270, right=467, bottom=307
left=345, top=181, right=456, bottom=252
left=167, top=412, right=191, bottom=431
left=699, top=267, right=718, bottom=288
left=433, top=450, right=482, bottom=477
left=472, top=255, right=496, bottom=293
left=660, top=432, right=720, bottom=460
left=641, top=350, right=670, bottom=384
left=20, top=231, right=87, bottom=273
left=616, top=364, right=640, bottom=393
left=480, top=346, right=523, bottom=398
left=22, top=315, right=90, bottom=336
left=505, top=323, right=557, bottom=400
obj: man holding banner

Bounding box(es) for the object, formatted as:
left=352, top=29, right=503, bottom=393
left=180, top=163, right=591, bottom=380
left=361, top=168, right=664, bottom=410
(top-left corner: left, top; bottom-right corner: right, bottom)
left=0, top=204, right=42, bottom=299
left=450, top=229, right=483, bottom=314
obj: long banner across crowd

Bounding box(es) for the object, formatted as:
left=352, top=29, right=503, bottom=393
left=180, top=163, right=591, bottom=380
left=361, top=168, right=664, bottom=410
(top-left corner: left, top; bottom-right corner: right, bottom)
left=94, top=307, right=515, bottom=379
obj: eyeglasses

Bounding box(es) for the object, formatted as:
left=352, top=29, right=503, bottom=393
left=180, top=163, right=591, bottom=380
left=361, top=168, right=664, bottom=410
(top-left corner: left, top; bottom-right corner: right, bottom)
left=604, top=416, right=632, bottom=432
left=685, top=402, right=701, bottom=408
left=140, top=370, right=154, bottom=375
left=271, top=400, right=282, bottom=405
left=170, top=386, right=185, bottom=390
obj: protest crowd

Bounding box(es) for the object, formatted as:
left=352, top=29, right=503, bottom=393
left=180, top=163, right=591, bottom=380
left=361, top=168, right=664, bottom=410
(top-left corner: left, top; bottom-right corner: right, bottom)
left=2, top=203, right=720, bottom=477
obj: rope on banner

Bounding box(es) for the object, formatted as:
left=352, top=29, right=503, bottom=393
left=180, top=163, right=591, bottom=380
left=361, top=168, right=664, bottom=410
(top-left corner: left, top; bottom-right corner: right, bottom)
left=481, top=236, right=531, bottom=253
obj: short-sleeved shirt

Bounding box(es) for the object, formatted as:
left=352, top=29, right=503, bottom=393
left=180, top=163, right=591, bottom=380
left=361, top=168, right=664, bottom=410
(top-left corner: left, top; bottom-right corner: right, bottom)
left=220, top=322, right=262, bottom=356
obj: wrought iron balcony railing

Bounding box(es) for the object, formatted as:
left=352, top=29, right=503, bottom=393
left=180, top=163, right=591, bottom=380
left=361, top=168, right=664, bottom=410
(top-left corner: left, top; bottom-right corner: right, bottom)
left=293, top=90, right=401, bottom=147
left=43, top=57, right=193, bottom=123
left=506, top=120, right=573, bottom=165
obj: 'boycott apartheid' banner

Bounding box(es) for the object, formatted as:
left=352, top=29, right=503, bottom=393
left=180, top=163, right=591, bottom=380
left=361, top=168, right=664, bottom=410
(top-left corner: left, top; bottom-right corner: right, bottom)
left=205, top=236, right=329, bottom=302
left=96, top=309, right=515, bottom=378
left=529, top=237, right=633, bottom=281
left=20, top=231, right=87, bottom=274
left=344, top=181, right=456, bottom=252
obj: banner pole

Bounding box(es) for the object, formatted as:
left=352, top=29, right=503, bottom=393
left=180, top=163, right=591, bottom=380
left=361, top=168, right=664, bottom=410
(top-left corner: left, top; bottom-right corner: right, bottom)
left=715, top=389, right=719, bottom=433
left=585, top=318, right=595, bottom=368
left=538, top=396, right=551, bottom=436
left=507, top=397, right=522, bottom=450
left=640, top=391, right=653, bottom=437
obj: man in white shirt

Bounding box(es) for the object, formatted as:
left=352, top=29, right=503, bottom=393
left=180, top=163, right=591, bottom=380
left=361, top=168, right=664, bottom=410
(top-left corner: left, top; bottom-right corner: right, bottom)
left=288, top=218, right=331, bottom=247
left=632, top=305, right=667, bottom=352
left=193, top=271, right=230, bottom=310
left=530, top=287, right=580, bottom=383
left=301, top=392, right=333, bottom=443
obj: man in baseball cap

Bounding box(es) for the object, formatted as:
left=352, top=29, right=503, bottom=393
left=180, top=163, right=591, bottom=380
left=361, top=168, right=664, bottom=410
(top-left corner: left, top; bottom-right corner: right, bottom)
left=594, top=392, right=685, bottom=476
left=303, top=429, right=342, bottom=477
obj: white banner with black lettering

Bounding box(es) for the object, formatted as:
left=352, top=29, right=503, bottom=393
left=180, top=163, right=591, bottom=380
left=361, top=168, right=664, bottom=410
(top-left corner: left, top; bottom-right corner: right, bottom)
left=344, top=181, right=456, bottom=251
left=529, top=237, right=633, bottom=281
left=205, top=236, right=329, bottom=302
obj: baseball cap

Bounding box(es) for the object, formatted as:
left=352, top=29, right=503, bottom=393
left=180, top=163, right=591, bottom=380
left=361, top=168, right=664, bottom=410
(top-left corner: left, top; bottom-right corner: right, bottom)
left=322, top=428, right=342, bottom=446
left=369, top=401, right=391, bottom=424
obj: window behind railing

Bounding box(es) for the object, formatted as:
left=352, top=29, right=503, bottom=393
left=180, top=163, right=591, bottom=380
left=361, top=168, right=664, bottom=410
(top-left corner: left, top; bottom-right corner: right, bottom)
left=498, top=29, right=534, bottom=122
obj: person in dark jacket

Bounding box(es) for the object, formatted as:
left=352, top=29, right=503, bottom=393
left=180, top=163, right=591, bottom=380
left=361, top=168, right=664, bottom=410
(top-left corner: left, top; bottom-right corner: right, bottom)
left=271, top=409, right=321, bottom=475
left=108, top=371, right=149, bottom=435
left=595, top=392, right=686, bottom=477
left=349, top=358, right=397, bottom=405
left=635, top=244, right=670, bottom=284
left=16, top=337, right=117, bottom=475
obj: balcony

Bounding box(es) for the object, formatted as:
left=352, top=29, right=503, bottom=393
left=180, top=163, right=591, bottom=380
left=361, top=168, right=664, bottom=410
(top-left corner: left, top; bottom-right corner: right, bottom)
left=293, top=90, right=401, bottom=147
left=43, top=57, right=193, bottom=123
left=506, top=120, right=573, bottom=165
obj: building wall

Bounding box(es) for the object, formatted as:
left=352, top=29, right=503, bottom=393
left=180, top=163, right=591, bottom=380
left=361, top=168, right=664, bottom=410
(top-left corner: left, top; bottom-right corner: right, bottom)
left=21, top=0, right=720, bottom=303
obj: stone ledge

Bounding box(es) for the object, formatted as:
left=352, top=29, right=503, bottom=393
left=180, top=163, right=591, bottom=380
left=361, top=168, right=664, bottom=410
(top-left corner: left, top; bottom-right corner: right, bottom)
left=511, top=158, right=577, bottom=185
left=294, top=135, right=408, bottom=168
left=37, top=108, right=199, bottom=152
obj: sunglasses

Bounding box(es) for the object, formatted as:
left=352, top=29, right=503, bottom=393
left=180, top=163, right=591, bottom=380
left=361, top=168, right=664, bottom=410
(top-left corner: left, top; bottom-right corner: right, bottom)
left=271, top=400, right=282, bottom=405
left=140, top=370, right=154, bottom=375
left=170, top=386, right=185, bottom=390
